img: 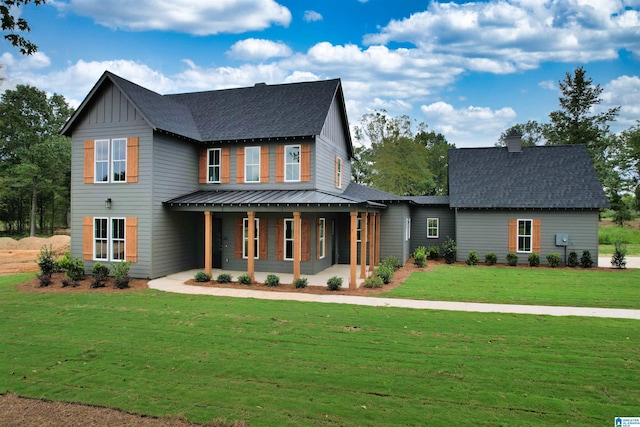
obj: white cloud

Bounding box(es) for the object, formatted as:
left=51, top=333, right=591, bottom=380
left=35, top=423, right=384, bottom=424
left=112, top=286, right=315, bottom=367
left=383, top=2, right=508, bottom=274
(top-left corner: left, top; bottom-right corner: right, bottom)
left=227, top=38, right=292, bottom=61
left=54, top=0, right=292, bottom=35
left=538, top=80, right=556, bottom=90
left=601, top=74, right=640, bottom=128
left=303, top=10, right=323, bottom=22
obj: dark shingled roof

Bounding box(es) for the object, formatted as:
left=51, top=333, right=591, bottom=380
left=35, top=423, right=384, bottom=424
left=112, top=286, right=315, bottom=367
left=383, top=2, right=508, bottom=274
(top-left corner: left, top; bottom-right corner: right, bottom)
left=448, top=144, right=609, bottom=209
left=407, top=196, right=450, bottom=205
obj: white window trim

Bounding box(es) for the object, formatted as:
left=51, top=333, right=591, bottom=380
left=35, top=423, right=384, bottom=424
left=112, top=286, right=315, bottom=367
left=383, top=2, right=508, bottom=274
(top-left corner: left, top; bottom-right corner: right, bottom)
left=242, top=218, right=259, bottom=259
left=406, top=217, right=411, bottom=241
left=207, top=148, right=221, bottom=183
left=517, top=219, right=533, bottom=253
left=94, top=139, right=110, bottom=183
left=284, top=144, right=301, bottom=182
left=93, top=217, right=126, bottom=261
left=356, top=217, right=362, bottom=243
left=427, top=218, right=439, bottom=239
left=319, top=218, right=326, bottom=259
left=93, top=217, right=109, bottom=261
left=111, top=138, right=127, bottom=183
left=336, top=157, right=343, bottom=189
left=245, top=146, right=260, bottom=183
left=284, top=218, right=294, bottom=261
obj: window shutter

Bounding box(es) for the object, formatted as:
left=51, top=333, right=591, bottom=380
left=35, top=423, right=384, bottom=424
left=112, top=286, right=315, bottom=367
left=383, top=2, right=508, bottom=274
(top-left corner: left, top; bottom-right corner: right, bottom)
left=259, top=218, right=268, bottom=260
left=84, top=140, right=94, bottom=184
left=532, top=219, right=541, bottom=254
left=221, top=147, right=230, bottom=183
left=82, top=217, right=93, bottom=260
left=260, top=146, right=269, bottom=183
left=127, top=137, right=139, bottom=183
left=301, top=144, right=311, bottom=182
left=199, top=148, right=207, bottom=183
left=236, top=147, right=244, bottom=183
left=275, top=218, right=284, bottom=260
left=275, top=145, right=284, bottom=182
left=235, top=218, right=243, bottom=258
left=302, top=218, right=311, bottom=261
left=508, top=218, right=517, bottom=253
left=126, top=217, right=138, bottom=262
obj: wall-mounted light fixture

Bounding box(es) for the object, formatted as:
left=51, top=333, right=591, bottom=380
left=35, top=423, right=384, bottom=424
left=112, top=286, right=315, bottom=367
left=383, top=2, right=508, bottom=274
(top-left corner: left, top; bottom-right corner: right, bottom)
left=105, top=198, right=112, bottom=209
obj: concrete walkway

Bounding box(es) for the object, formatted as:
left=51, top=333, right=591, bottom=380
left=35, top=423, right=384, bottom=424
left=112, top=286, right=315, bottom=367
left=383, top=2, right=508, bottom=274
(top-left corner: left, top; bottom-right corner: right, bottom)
left=149, top=269, right=640, bottom=320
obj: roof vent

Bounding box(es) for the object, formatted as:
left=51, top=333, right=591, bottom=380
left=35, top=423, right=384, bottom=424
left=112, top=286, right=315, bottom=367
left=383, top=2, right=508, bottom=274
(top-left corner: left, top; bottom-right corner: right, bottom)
left=505, top=129, right=522, bottom=153
left=254, top=82, right=267, bottom=87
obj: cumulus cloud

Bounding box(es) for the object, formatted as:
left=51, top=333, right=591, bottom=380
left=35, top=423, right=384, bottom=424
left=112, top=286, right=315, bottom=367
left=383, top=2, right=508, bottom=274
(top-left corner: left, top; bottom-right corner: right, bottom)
left=227, top=38, right=292, bottom=61
left=538, top=80, right=556, bottom=90
left=303, top=10, right=323, bottom=22
left=601, top=74, right=640, bottom=128
left=54, top=0, right=291, bottom=35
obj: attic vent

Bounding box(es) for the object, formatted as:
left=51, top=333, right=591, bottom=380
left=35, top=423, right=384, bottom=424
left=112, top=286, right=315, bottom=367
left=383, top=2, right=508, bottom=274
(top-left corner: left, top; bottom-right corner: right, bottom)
left=254, top=82, right=267, bottom=86
left=505, top=129, right=522, bottom=153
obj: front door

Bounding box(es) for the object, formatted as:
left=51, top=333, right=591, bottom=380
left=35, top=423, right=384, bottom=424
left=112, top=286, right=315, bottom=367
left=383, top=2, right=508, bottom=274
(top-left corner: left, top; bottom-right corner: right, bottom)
left=212, top=218, right=223, bottom=269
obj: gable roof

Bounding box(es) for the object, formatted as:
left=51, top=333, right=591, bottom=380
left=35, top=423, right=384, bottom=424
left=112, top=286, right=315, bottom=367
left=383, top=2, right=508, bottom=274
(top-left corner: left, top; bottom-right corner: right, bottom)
left=62, top=72, right=353, bottom=156
left=448, top=144, right=609, bottom=209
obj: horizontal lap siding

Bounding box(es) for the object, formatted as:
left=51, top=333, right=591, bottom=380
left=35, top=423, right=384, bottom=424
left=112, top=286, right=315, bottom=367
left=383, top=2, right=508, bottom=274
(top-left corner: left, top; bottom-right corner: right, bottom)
left=410, top=206, right=456, bottom=252
left=379, top=204, right=411, bottom=264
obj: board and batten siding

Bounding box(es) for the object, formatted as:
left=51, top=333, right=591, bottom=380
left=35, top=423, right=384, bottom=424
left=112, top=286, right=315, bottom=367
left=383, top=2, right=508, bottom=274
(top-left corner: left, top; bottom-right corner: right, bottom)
left=455, top=209, right=600, bottom=265
left=410, top=206, right=456, bottom=253
left=317, top=95, right=351, bottom=193
left=70, top=81, right=153, bottom=278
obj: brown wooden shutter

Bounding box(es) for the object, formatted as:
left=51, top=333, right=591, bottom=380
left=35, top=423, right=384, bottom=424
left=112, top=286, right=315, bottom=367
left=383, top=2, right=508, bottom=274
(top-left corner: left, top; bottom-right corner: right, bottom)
left=82, top=217, right=93, bottom=260
left=301, top=144, right=311, bottom=182
left=508, top=218, right=517, bottom=253
left=275, top=145, right=284, bottom=182
left=235, top=218, right=243, bottom=258
left=259, top=218, right=268, bottom=260
left=260, top=146, right=269, bottom=183
left=275, top=218, right=284, bottom=260
left=302, top=218, right=311, bottom=261
left=221, top=147, right=230, bottom=183
left=84, top=140, right=94, bottom=184
left=199, top=148, right=207, bottom=183
left=127, top=137, right=139, bottom=183
left=532, top=219, right=541, bottom=254
left=236, top=147, right=245, bottom=183
left=126, top=217, right=138, bottom=262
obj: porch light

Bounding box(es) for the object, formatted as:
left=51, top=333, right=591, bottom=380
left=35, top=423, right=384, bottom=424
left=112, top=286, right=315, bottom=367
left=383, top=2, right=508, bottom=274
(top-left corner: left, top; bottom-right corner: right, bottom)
left=105, top=198, right=112, bottom=209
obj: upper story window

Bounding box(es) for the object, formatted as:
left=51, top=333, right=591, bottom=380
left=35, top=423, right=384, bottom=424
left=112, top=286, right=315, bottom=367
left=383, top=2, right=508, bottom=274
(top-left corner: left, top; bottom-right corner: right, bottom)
left=112, top=139, right=126, bottom=182
left=208, top=148, right=221, bottom=183
left=517, top=219, right=532, bottom=252
left=335, top=156, right=343, bottom=188
left=427, top=218, right=439, bottom=238
left=285, top=145, right=300, bottom=182
left=94, top=138, right=126, bottom=183
left=245, top=146, right=260, bottom=182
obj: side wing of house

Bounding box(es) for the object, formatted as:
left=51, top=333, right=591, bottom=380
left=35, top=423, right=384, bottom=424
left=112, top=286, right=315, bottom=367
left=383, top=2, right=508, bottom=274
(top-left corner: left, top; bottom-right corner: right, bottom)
left=410, top=204, right=456, bottom=253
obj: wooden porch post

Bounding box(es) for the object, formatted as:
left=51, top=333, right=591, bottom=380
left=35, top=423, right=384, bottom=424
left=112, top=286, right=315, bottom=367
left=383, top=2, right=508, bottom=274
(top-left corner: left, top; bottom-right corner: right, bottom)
left=350, top=211, right=358, bottom=289
left=204, top=211, right=212, bottom=276
left=293, top=212, right=301, bottom=281
left=375, top=212, right=381, bottom=266
left=368, top=212, right=375, bottom=273
left=247, top=211, right=255, bottom=282
left=360, top=212, right=368, bottom=279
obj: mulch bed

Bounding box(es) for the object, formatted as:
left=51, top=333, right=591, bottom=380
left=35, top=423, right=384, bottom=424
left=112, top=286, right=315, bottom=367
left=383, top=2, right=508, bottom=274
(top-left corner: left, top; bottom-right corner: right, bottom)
left=16, top=272, right=149, bottom=293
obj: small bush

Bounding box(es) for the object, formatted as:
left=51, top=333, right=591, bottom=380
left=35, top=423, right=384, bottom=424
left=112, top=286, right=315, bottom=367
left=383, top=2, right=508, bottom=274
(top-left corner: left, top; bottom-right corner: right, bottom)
left=427, top=245, right=440, bottom=260
left=413, top=246, right=427, bottom=268
left=466, top=251, right=479, bottom=266
left=505, top=252, right=518, bottom=266
left=37, top=245, right=56, bottom=277
left=527, top=252, right=540, bottom=267
left=567, top=251, right=579, bottom=267
left=91, top=262, right=110, bottom=288
left=56, top=252, right=73, bottom=271
left=442, top=237, right=457, bottom=264
left=37, top=273, right=52, bottom=287
left=326, top=276, right=342, bottom=291
left=216, top=273, right=232, bottom=283
left=61, top=279, right=75, bottom=288
left=237, top=273, right=252, bottom=285
left=611, top=241, right=627, bottom=269
left=364, top=275, right=384, bottom=289
left=485, top=252, right=498, bottom=265
left=265, top=274, right=280, bottom=287
left=381, top=256, right=402, bottom=271
left=66, top=257, right=85, bottom=283
left=376, top=264, right=394, bottom=284
left=580, top=250, right=594, bottom=268
left=294, top=277, right=308, bottom=289
left=546, top=252, right=561, bottom=268
left=194, top=271, right=211, bottom=282
left=112, top=261, right=131, bottom=289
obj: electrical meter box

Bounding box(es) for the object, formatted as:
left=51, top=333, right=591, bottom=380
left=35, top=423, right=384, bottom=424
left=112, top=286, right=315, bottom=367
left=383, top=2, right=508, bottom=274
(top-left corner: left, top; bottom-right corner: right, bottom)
left=555, top=234, right=569, bottom=246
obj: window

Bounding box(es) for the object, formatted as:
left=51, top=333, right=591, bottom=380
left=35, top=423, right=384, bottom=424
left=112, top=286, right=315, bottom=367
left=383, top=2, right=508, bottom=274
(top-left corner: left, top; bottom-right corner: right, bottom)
left=406, top=217, right=411, bottom=241
left=285, top=145, right=300, bottom=181
left=94, top=218, right=108, bottom=260
left=111, top=218, right=126, bottom=260
left=243, top=218, right=259, bottom=259
left=208, top=148, right=221, bottom=183
left=284, top=219, right=294, bottom=260
left=427, top=218, right=439, bottom=238
left=245, top=147, right=260, bottom=182
left=93, top=217, right=125, bottom=261
left=318, top=218, right=325, bottom=259
left=112, top=139, right=126, bottom=182
left=517, top=219, right=532, bottom=252
left=95, top=139, right=127, bottom=183
left=335, top=156, right=343, bottom=188
left=356, top=217, right=362, bottom=243
left=95, top=140, right=109, bottom=183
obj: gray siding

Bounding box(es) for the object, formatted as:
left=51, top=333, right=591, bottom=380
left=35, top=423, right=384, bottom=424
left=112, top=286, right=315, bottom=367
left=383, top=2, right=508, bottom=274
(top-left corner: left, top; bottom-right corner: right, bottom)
left=455, top=209, right=600, bottom=265
left=379, top=204, right=411, bottom=264
left=317, top=96, right=351, bottom=193
left=410, top=206, right=456, bottom=253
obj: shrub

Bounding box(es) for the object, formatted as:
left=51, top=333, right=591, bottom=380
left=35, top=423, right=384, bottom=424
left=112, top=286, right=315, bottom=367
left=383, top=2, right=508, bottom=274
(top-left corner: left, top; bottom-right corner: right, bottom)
left=65, top=257, right=85, bottom=283
left=37, top=273, right=52, bottom=287
left=580, top=250, right=594, bottom=268
left=527, top=252, right=540, bottom=267
left=194, top=271, right=211, bottom=282
left=37, top=245, right=56, bottom=278
left=61, top=279, right=74, bottom=288
left=294, top=277, right=308, bottom=289
left=381, top=256, right=402, bottom=271
left=237, top=273, right=252, bottom=285
left=91, top=262, right=110, bottom=288
left=546, top=252, right=561, bottom=268
left=216, top=273, right=232, bottom=284
left=112, top=260, right=131, bottom=289
left=427, top=245, right=440, bottom=260
left=363, top=275, right=384, bottom=289
left=442, top=237, right=457, bottom=264
left=505, top=252, right=518, bottom=266
left=466, top=250, right=479, bottom=266
left=567, top=251, right=579, bottom=267
left=326, top=276, right=342, bottom=291
left=376, top=264, right=394, bottom=284
left=413, top=246, right=427, bottom=268
left=611, top=241, right=627, bottom=269
left=265, top=274, right=280, bottom=287
left=484, top=252, right=498, bottom=266
left=56, top=251, right=73, bottom=271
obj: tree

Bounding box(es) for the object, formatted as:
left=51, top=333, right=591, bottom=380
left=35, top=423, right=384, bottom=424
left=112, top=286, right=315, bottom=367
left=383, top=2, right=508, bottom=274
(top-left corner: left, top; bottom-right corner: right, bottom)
left=415, top=129, right=455, bottom=195
left=0, top=85, right=73, bottom=236
left=1, top=0, right=45, bottom=55
left=496, top=121, right=544, bottom=147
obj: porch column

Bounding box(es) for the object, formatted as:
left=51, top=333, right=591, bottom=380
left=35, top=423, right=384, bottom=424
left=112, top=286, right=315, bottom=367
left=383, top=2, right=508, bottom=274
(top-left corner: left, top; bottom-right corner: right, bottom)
left=247, top=211, right=255, bottom=282
left=368, top=212, right=375, bottom=273
left=350, top=211, right=358, bottom=289
left=375, top=212, right=381, bottom=266
left=360, top=211, right=368, bottom=279
left=293, top=212, right=301, bottom=281
left=204, top=211, right=212, bottom=276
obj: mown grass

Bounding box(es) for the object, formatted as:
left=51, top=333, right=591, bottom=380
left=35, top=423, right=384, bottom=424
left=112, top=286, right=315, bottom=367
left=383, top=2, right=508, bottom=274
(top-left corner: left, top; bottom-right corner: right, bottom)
left=1, top=274, right=639, bottom=426
left=382, top=265, right=640, bottom=308
left=599, top=220, right=640, bottom=256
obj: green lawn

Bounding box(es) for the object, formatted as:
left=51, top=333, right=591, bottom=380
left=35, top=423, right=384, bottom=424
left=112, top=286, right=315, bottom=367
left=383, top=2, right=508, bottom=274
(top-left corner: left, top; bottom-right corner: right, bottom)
left=599, top=243, right=640, bottom=256
left=1, top=275, right=639, bottom=426
left=382, top=265, right=640, bottom=308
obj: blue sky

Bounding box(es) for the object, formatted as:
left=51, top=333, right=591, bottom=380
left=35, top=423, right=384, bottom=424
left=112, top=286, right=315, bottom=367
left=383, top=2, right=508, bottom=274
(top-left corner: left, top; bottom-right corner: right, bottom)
left=0, top=0, right=638, bottom=147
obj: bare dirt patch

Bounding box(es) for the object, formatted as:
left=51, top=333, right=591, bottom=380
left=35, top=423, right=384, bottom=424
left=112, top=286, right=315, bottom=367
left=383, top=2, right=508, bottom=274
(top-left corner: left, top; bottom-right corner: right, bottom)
left=0, top=235, right=70, bottom=275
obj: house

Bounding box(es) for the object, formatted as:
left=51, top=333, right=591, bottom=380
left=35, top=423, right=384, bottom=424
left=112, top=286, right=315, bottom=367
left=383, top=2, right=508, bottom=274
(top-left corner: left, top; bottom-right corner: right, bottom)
left=62, top=72, right=608, bottom=285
